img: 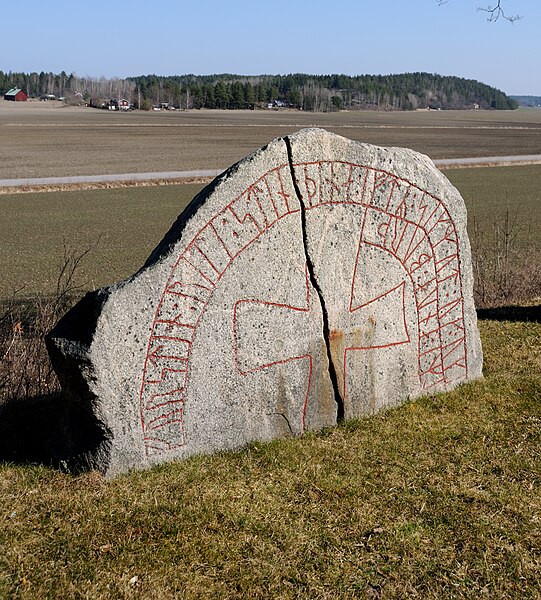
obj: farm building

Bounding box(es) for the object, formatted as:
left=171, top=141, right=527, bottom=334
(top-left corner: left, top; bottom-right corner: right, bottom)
left=4, top=88, right=27, bottom=102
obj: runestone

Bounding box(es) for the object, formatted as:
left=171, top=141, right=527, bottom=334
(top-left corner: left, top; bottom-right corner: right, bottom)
left=47, top=129, right=483, bottom=475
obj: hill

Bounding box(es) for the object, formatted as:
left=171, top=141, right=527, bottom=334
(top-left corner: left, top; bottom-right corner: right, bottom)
left=0, top=70, right=518, bottom=112
left=129, top=72, right=518, bottom=111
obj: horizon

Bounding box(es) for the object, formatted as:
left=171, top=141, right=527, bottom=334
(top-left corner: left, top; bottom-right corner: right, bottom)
left=1, top=1, right=539, bottom=96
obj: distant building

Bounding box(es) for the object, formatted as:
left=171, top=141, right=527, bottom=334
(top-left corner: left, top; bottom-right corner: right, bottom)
left=4, top=88, right=27, bottom=102
left=108, top=98, right=131, bottom=111
left=267, top=100, right=289, bottom=109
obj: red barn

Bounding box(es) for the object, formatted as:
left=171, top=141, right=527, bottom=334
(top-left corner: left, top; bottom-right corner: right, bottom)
left=4, top=88, right=27, bottom=101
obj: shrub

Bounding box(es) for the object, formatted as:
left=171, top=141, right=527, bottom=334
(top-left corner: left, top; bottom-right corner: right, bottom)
left=470, top=206, right=541, bottom=308
left=0, top=245, right=89, bottom=403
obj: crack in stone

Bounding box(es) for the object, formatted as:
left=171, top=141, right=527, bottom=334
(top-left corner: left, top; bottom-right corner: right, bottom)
left=274, top=412, right=294, bottom=435
left=284, top=136, right=345, bottom=423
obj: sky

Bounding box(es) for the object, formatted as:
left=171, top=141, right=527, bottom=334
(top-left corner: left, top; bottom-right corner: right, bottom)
left=1, top=0, right=539, bottom=95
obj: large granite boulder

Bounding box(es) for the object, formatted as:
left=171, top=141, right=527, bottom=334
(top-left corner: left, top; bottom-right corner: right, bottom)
left=46, top=129, right=483, bottom=475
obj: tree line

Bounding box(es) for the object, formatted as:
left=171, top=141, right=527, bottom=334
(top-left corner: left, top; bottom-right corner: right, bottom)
left=0, top=70, right=518, bottom=111
left=0, top=70, right=135, bottom=104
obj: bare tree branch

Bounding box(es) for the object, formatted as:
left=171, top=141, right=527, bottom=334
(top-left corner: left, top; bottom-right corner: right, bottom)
left=436, top=0, right=522, bottom=22
left=478, top=1, right=522, bottom=22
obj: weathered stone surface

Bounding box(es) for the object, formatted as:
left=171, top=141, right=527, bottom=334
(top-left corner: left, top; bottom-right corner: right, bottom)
left=46, top=129, right=483, bottom=476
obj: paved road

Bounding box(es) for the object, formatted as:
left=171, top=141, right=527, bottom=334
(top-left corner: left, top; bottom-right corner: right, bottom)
left=1, top=155, right=540, bottom=188
left=0, top=169, right=223, bottom=188
left=433, top=154, right=541, bottom=168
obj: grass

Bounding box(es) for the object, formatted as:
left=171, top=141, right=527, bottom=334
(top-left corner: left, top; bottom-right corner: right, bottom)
left=1, top=316, right=540, bottom=598
left=1, top=165, right=540, bottom=301
left=0, top=183, right=203, bottom=300
left=444, top=165, right=541, bottom=306
left=444, top=164, right=541, bottom=250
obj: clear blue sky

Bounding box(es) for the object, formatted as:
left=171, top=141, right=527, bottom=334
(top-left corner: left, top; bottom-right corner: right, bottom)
left=2, top=0, right=539, bottom=95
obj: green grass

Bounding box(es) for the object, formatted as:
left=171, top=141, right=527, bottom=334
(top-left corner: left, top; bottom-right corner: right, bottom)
left=444, top=164, right=541, bottom=250
left=1, top=165, right=540, bottom=301
left=0, top=183, right=202, bottom=300
left=1, top=317, right=540, bottom=598
left=2, top=110, right=540, bottom=597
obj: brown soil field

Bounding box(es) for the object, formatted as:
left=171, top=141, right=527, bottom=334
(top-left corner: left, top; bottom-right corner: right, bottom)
left=1, top=100, right=541, bottom=179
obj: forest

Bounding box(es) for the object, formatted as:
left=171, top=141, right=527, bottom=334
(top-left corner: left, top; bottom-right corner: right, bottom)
left=511, top=95, right=541, bottom=107
left=0, top=70, right=518, bottom=111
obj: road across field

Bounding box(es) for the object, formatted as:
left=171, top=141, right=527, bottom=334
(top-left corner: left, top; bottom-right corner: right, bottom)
left=0, top=169, right=223, bottom=188
left=434, top=154, right=541, bottom=168
left=1, top=155, right=540, bottom=189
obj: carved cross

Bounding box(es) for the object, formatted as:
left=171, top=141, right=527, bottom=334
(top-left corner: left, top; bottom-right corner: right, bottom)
left=331, top=280, right=410, bottom=407
left=233, top=260, right=410, bottom=428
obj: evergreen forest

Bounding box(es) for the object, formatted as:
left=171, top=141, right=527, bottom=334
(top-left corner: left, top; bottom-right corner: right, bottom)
left=0, top=70, right=518, bottom=111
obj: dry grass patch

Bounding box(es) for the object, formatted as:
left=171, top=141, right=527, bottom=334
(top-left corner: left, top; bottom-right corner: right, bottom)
left=445, top=165, right=541, bottom=307
left=1, top=317, right=540, bottom=598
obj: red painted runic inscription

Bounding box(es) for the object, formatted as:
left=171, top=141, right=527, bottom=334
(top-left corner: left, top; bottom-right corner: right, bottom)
left=139, top=160, right=468, bottom=456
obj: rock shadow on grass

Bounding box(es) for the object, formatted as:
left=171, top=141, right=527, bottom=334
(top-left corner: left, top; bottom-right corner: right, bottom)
left=477, top=304, right=541, bottom=323
left=0, top=392, right=111, bottom=473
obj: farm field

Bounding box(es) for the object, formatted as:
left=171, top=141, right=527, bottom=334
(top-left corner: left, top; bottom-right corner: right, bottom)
left=1, top=100, right=541, bottom=179
left=1, top=165, right=540, bottom=301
